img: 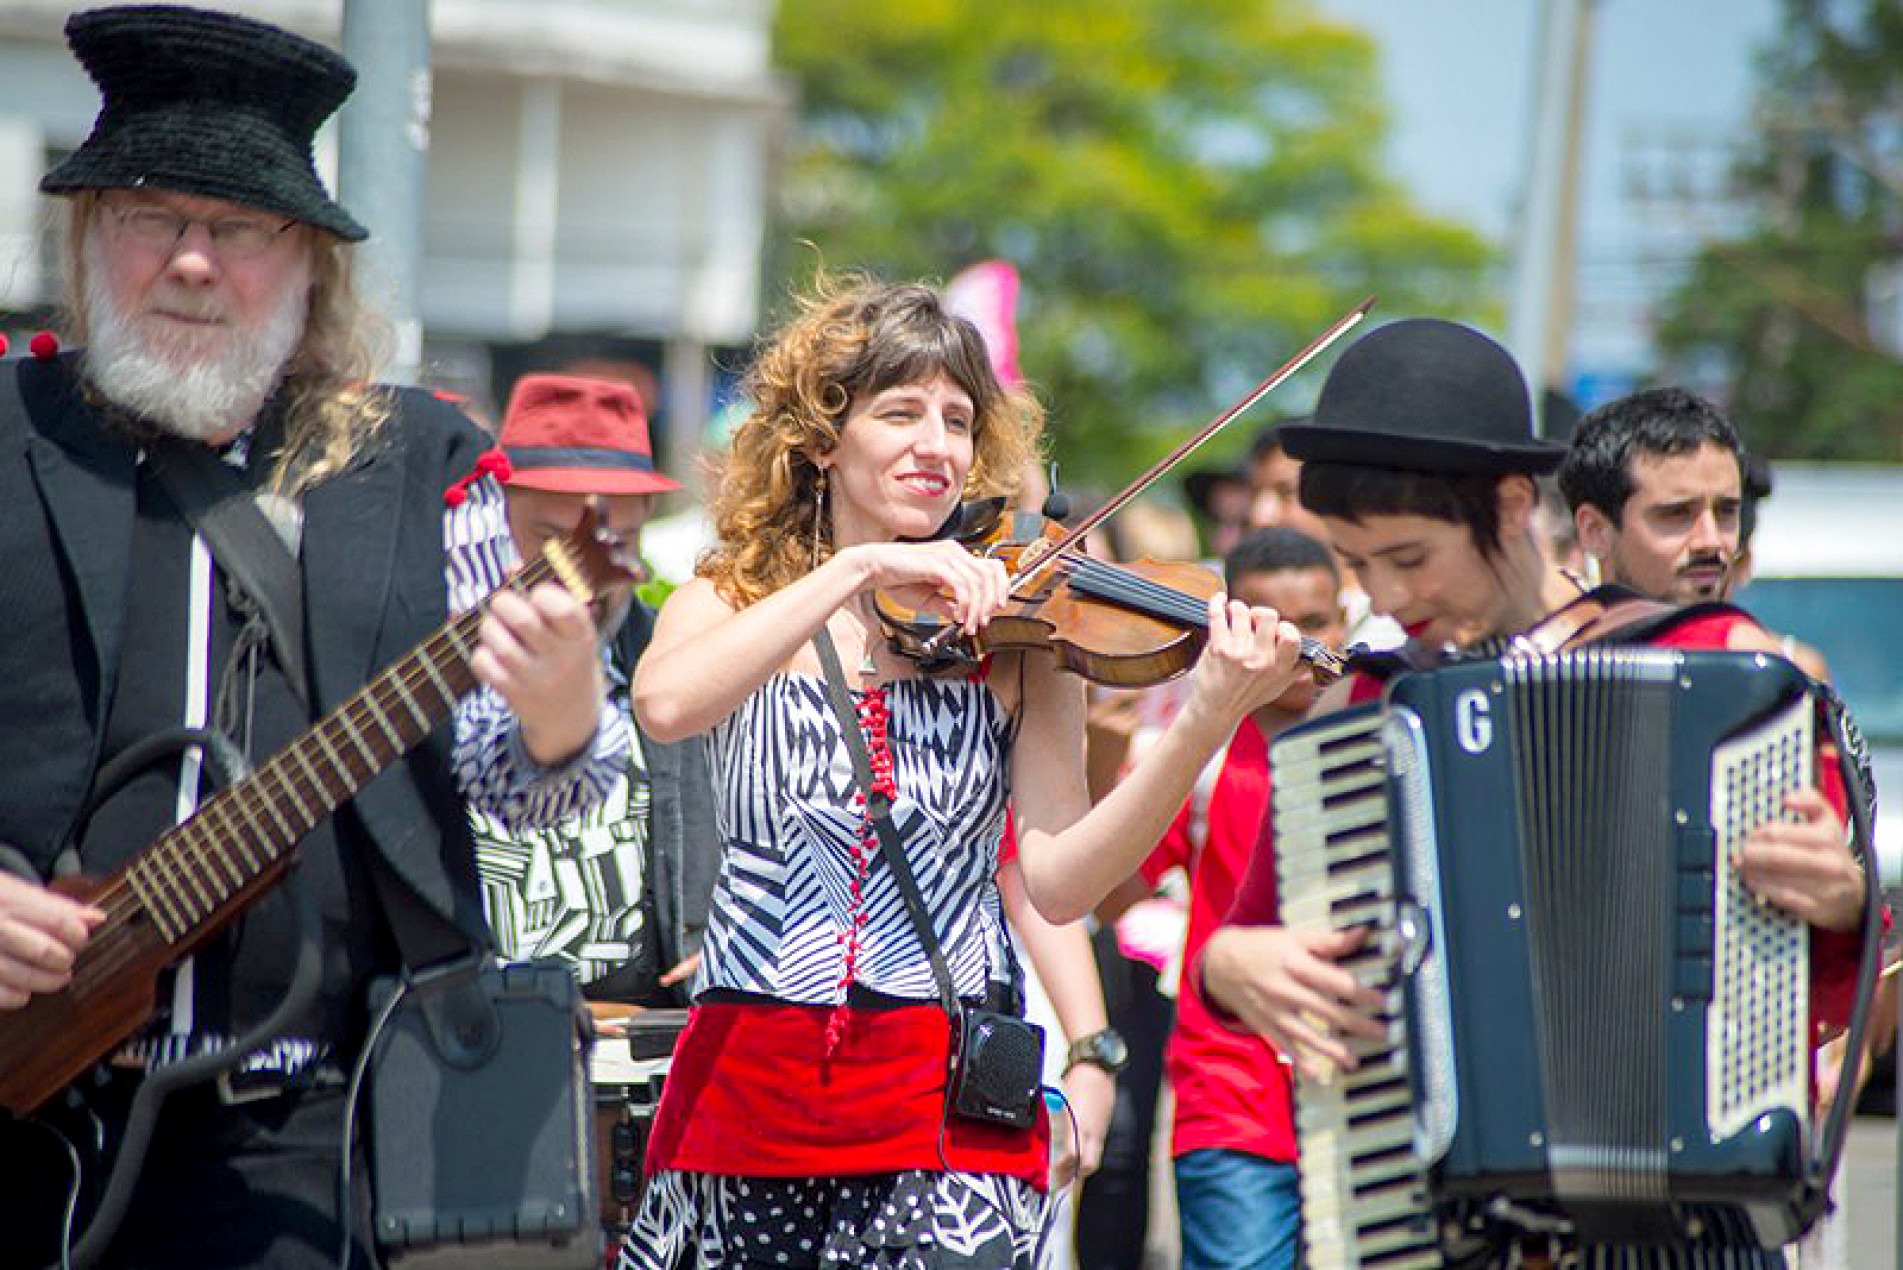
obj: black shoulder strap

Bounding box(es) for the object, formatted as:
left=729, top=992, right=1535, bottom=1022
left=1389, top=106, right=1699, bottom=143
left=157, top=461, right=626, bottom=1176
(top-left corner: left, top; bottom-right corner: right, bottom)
left=153, top=437, right=476, bottom=973
left=812, top=629, right=963, bottom=1023
left=147, top=438, right=310, bottom=709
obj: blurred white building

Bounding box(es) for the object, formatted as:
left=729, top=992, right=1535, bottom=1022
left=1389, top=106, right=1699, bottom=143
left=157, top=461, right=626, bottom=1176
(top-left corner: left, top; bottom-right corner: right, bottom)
left=0, top=0, right=787, bottom=466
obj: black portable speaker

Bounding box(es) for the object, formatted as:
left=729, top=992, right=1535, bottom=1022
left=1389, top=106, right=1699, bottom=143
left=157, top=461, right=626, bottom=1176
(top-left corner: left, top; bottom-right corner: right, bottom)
left=368, top=960, right=599, bottom=1269
left=948, top=1007, right=1044, bottom=1131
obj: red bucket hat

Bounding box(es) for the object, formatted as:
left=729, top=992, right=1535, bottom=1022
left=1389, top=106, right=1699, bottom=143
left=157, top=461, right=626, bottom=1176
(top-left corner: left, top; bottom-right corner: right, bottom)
left=497, top=373, right=681, bottom=496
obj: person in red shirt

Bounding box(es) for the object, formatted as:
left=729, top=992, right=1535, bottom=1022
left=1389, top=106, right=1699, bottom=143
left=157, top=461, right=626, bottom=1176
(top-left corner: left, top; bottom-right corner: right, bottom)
left=1140, top=527, right=1345, bottom=1270
left=1199, top=317, right=1874, bottom=1266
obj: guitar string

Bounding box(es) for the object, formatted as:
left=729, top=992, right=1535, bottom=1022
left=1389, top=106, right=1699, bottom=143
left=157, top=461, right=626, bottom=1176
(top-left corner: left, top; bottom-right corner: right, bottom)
left=120, top=552, right=559, bottom=906
left=63, top=619, right=486, bottom=994
left=96, top=611, right=486, bottom=944
left=54, top=550, right=590, bottom=999
left=58, top=627, right=481, bottom=997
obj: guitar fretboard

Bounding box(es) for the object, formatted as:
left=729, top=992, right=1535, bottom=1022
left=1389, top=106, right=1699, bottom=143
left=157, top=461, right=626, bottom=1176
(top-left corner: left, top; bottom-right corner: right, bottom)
left=121, top=550, right=565, bottom=944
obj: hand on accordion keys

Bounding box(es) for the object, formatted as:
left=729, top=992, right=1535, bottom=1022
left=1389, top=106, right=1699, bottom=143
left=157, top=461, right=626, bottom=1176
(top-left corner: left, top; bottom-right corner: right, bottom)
left=1199, top=921, right=1388, bottom=1082
left=1734, top=785, right=1867, bottom=933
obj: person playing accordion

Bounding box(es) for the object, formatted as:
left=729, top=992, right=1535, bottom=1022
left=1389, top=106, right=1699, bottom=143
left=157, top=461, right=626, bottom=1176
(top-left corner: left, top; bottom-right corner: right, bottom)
left=1198, top=318, right=1879, bottom=1268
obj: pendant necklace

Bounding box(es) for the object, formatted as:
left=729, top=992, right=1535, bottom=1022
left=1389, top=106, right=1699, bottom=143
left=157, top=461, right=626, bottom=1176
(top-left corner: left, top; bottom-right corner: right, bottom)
left=854, top=600, right=879, bottom=678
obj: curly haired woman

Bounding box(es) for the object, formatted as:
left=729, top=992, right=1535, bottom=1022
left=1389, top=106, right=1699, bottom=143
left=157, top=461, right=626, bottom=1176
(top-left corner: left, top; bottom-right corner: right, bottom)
left=619, top=277, right=1306, bottom=1269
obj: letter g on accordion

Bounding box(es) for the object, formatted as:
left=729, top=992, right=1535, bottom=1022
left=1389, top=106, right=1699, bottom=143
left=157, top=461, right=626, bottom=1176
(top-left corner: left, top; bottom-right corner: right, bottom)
left=1271, top=647, right=1879, bottom=1267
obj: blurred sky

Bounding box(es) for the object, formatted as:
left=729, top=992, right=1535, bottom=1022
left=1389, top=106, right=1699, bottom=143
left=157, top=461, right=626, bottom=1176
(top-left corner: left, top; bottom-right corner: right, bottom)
left=1314, top=0, right=1781, bottom=400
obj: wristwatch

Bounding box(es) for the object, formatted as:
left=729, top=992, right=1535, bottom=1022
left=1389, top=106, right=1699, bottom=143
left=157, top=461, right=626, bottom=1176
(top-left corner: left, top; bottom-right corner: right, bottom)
left=1063, top=1027, right=1130, bottom=1077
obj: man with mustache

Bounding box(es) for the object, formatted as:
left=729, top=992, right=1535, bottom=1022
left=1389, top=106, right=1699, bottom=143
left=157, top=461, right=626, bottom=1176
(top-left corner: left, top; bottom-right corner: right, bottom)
left=1558, top=386, right=1746, bottom=605
left=0, top=7, right=626, bottom=1266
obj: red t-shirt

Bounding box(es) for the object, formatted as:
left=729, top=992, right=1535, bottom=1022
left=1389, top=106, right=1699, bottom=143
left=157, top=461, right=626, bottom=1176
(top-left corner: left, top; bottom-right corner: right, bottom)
left=1142, top=719, right=1297, bottom=1163
left=1222, top=610, right=1867, bottom=1040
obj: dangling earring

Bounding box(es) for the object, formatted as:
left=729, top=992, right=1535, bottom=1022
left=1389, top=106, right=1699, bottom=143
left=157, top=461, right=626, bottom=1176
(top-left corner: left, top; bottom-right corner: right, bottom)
left=809, top=468, right=828, bottom=570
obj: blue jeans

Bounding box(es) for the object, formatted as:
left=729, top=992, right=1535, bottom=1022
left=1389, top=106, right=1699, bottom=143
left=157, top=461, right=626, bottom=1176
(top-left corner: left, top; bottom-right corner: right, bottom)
left=1173, top=1148, right=1301, bottom=1270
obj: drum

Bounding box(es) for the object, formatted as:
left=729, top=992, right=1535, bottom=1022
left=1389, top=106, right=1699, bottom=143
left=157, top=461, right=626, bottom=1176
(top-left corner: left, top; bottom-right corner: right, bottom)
left=589, top=1008, right=688, bottom=1239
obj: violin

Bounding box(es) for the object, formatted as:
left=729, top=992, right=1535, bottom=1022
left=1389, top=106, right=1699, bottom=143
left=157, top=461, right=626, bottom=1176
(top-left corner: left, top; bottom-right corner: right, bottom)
left=875, top=502, right=1352, bottom=689
left=873, top=296, right=1377, bottom=690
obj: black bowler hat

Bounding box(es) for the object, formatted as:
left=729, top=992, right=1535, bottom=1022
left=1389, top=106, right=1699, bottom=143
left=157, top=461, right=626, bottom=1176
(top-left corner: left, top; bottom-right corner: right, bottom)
left=41, top=5, right=367, bottom=242
left=1278, top=318, right=1565, bottom=475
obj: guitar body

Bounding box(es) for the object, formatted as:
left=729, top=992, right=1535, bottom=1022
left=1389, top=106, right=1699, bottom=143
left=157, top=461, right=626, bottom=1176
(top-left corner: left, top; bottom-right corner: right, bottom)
left=0, top=874, right=167, bottom=1116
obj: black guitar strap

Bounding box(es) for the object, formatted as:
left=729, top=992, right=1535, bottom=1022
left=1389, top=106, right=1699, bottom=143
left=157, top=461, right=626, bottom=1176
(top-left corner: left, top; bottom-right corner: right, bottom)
left=148, top=437, right=475, bottom=971
left=146, top=437, right=311, bottom=710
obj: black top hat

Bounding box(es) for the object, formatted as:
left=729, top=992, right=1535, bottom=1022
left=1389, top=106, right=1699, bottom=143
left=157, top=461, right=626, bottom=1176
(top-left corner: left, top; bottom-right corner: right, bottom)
left=41, top=5, right=367, bottom=241
left=1278, top=318, right=1565, bottom=475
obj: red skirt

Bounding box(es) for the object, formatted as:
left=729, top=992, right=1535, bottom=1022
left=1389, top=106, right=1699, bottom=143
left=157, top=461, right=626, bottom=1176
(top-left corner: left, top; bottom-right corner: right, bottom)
left=644, top=1000, right=1049, bottom=1191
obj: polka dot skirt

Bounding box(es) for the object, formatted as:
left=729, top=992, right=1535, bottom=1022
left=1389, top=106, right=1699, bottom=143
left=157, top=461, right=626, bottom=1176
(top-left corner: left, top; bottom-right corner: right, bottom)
left=618, top=1169, right=1048, bottom=1269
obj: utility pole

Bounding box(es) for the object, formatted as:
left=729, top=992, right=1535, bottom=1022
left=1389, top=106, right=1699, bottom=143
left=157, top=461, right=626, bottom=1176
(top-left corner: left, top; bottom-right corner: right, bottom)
left=1508, top=0, right=1597, bottom=432
left=337, top=0, right=433, bottom=385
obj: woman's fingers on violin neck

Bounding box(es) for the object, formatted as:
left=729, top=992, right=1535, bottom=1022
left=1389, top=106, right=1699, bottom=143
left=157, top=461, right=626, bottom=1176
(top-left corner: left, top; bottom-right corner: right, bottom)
left=1204, top=592, right=1235, bottom=642
left=1205, top=592, right=1291, bottom=659
left=1275, top=619, right=1305, bottom=666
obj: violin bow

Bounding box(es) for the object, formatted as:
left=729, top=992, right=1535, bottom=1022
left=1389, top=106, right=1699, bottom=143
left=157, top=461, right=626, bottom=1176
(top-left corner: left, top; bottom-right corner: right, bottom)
left=991, top=296, right=1374, bottom=600
left=914, top=295, right=1374, bottom=661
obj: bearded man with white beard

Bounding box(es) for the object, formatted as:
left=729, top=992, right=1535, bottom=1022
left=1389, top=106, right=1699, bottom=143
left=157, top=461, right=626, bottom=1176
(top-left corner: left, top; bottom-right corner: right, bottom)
left=0, top=7, right=629, bottom=1267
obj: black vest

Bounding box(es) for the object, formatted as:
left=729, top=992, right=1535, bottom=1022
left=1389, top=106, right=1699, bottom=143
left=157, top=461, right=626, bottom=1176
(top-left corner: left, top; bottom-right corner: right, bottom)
left=0, top=354, right=491, bottom=969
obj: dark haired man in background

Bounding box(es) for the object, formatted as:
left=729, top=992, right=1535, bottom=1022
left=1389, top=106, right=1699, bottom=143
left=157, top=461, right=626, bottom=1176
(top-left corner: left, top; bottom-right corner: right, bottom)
left=1558, top=386, right=1745, bottom=605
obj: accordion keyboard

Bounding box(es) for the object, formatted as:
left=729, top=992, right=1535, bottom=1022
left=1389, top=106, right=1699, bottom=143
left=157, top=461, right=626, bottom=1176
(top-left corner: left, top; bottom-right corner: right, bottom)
left=1274, top=706, right=1441, bottom=1270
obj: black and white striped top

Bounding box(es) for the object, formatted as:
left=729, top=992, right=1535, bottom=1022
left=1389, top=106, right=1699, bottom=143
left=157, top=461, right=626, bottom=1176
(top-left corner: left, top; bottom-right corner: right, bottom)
left=697, top=672, right=1015, bottom=1004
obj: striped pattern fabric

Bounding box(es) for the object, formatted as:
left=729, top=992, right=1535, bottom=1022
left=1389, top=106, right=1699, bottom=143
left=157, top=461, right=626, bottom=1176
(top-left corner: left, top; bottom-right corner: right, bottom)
left=443, top=474, right=514, bottom=614
left=471, top=729, right=656, bottom=987
left=445, top=475, right=631, bottom=830
left=699, top=672, right=1013, bottom=1004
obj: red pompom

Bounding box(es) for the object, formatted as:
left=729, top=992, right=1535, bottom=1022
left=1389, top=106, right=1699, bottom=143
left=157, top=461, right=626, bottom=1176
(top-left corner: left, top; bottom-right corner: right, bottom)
left=0, top=333, right=9, bottom=357
left=481, top=449, right=514, bottom=482
left=443, top=445, right=514, bottom=508
left=29, top=331, right=58, bottom=360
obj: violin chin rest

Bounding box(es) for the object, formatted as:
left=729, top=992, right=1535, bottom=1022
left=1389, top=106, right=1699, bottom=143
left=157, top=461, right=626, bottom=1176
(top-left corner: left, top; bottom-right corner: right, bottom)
left=931, top=497, right=1007, bottom=543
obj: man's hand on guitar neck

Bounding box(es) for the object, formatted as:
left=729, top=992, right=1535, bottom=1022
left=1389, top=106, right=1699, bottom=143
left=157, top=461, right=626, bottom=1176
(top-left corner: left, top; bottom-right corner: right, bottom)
left=473, top=580, right=608, bottom=769
left=0, top=872, right=104, bottom=1011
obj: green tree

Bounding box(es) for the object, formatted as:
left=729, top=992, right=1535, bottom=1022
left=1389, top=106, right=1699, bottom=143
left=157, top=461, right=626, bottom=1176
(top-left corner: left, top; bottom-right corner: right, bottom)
left=1655, top=0, right=1903, bottom=462
left=771, top=0, right=1495, bottom=482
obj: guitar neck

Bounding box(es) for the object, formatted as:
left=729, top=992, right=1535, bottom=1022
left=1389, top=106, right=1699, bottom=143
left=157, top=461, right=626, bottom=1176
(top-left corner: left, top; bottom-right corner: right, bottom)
left=124, top=552, right=555, bottom=947
left=0, top=512, right=631, bottom=1117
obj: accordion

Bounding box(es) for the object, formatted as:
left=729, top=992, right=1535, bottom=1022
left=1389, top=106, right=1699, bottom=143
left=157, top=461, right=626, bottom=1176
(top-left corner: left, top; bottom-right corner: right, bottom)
left=1272, top=647, right=1877, bottom=1267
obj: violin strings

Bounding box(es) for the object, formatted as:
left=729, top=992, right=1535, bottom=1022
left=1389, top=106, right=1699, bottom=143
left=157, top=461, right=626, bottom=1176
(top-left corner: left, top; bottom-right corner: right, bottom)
left=1059, top=556, right=1343, bottom=672
left=1061, top=557, right=1208, bottom=624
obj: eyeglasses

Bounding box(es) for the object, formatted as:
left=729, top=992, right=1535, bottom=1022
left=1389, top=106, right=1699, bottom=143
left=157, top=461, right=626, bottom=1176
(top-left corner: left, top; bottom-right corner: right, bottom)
left=100, top=197, right=298, bottom=261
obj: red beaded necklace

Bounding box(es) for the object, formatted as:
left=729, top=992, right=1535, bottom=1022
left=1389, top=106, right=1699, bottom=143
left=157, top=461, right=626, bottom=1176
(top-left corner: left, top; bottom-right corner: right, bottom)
left=825, top=679, right=895, bottom=1055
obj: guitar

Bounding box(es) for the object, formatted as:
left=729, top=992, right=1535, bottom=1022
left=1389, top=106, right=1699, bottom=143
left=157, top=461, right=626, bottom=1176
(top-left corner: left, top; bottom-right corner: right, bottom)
left=0, top=507, right=633, bottom=1116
